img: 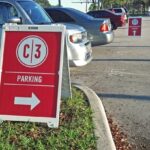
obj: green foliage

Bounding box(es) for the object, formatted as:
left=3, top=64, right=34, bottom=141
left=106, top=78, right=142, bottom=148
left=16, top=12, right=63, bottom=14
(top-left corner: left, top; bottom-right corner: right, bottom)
left=102, top=0, right=128, bottom=8
left=89, top=3, right=98, bottom=11
left=0, top=88, right=96, bottom=150
left=88, top=0, right=123, bottom=10
left=35, top=0, right=51, bottom=7
left=89, top=0, right=150, bottom=14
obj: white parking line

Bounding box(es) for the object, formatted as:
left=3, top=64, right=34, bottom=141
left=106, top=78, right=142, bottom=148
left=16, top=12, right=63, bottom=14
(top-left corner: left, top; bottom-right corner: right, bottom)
left=109, top=69, right=149, bottom=77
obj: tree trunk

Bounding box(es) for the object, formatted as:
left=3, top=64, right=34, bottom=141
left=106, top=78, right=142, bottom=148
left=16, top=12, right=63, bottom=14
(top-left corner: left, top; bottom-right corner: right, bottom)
left=58, top=0, right=61, bottom=6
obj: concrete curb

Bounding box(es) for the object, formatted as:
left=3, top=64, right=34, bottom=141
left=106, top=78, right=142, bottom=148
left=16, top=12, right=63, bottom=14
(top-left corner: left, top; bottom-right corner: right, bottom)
left=73, top=84, right=116, bottom=150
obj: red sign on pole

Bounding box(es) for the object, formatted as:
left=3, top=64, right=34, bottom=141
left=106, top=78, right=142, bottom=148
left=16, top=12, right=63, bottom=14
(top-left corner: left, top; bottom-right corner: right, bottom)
left=128, top=17, right=142, bottom=36
left=0, top=25, right=65, bottom=127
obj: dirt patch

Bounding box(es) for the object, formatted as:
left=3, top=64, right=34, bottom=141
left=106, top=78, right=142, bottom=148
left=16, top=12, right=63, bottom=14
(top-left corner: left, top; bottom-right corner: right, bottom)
left=108, top=116, right=136, bottom=150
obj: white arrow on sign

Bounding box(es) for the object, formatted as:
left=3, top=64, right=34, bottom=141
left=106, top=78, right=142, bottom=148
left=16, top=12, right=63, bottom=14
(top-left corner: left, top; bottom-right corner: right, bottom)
left=14, top=93, right=40, bottom=110
left=133, top=30, right=136, bottom=36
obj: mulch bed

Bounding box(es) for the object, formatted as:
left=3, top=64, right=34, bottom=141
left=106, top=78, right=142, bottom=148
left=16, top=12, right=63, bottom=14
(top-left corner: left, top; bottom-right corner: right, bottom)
left=108, top=116, right=135, bottom=150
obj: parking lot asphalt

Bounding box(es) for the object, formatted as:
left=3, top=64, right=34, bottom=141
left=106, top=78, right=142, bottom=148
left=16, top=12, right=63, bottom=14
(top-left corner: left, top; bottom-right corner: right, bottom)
left=70, top=17, right=150, bottom=150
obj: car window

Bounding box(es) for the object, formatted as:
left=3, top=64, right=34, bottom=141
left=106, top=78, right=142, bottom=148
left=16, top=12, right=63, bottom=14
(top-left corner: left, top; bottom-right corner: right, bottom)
left=69, top=8, right=94, bottom=19
left=93, top=11, right=103, bottom=17
left=87, top=11, right=95, bottom=16
left=107, top=10, right=115, bottom=15
left=46, top=10, right=75, bottom=23
left=18, top=1, right=51, bottom=24
left=0, top=2, right=19, bottom=25
left=0, top=2, right=19, bottom=47
left=114, top=9, right=122, bottom=13
left=100, top=11, right=109, bottom=17
left=88, top=11, right=102, bottom=18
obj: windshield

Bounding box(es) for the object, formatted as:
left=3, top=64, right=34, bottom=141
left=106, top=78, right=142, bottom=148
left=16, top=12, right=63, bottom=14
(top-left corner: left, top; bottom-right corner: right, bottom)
left=68, top=8, right=94, bottom=20
left=18, top=1, right=52, bottom=24
left=114, top=9, right=122, bottom=13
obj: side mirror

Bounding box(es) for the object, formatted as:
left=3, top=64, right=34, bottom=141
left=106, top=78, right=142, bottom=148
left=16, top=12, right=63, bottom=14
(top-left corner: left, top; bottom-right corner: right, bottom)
left=7, top=17, right=22, bottom=24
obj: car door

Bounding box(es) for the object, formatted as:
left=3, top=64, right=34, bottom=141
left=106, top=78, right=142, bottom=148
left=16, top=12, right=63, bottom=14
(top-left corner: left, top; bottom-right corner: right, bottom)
left=0, top=2, right=19, bottom=47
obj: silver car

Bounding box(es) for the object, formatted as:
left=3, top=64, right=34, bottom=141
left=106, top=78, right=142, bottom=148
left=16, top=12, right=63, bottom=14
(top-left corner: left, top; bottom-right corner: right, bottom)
left=45, top=7, right=114, bottom=46
left=0, top=0, right=92, bottom=67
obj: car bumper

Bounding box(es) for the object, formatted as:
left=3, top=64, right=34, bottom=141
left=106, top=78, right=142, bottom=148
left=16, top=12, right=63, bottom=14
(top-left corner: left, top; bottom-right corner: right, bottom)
left=89, top=31, right=114, bottom=46
left=117, top=20, right=126, bottom=27
left=68, top=41, right=93, bottom=67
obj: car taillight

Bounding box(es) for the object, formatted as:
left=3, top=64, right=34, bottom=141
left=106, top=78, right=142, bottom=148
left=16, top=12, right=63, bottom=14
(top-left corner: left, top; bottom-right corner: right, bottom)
left=121, top=15, right=125, bottom=21
left=100, top=23, right=109, bottom=32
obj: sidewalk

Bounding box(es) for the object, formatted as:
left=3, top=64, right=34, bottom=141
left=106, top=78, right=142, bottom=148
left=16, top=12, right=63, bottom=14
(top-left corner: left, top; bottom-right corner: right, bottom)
left=73, top=84, right=116, bottom=150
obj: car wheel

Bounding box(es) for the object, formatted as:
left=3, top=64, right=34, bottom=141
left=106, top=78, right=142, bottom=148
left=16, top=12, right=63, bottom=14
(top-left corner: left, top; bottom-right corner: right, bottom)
left=111, top=22, right=117, bottom=30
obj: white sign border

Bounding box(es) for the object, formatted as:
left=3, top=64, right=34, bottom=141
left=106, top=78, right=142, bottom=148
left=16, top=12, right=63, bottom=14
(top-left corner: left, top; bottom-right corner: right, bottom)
left=0, top=24, right=66, bottom=128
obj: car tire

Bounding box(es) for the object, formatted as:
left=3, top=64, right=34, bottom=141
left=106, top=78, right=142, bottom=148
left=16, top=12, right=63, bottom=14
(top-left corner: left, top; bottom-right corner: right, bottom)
left=111, top=22, right=117, bottom=30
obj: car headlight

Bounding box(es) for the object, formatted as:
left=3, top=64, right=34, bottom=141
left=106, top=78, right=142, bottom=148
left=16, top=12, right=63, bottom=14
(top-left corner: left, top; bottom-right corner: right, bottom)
left=69, top=32, right=87, bottom=43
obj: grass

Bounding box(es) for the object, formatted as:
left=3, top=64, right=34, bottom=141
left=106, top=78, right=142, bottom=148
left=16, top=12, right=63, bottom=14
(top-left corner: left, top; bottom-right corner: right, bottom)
left=0, top=88, right=96, bottom=150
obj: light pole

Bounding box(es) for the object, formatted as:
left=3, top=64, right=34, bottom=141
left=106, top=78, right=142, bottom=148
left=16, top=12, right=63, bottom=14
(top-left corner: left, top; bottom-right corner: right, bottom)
left=86, top=0, right=88, bottom=12
left=98, top=0, right=101, bottom=10
left=58, top=0, right=61, bottom=6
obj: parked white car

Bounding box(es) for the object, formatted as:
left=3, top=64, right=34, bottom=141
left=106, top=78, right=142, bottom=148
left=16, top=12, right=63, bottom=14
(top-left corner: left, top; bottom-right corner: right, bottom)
left=62, top=23, right=92, bottom=67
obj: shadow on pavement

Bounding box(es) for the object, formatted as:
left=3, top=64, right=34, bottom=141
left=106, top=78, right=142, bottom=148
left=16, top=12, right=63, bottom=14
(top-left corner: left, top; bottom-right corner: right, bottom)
left=98, top=93, right=150, bottom=101
left=100, top=46, right=150, bottom=48
left=92, top=59, right=150, bottom=62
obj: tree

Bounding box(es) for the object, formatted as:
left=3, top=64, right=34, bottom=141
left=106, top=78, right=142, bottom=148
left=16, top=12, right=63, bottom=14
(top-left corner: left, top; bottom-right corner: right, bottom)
left=102, top=0, right=127, bottom=8
left=88, top=0, right=101, bottom=11
left=88, top=3, right=97, bottom=11
left=89, top=0, right=150, bottom=13
left=143, top=0, right=150, bottom=6
left=35, top=0, right=51, bottom=7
